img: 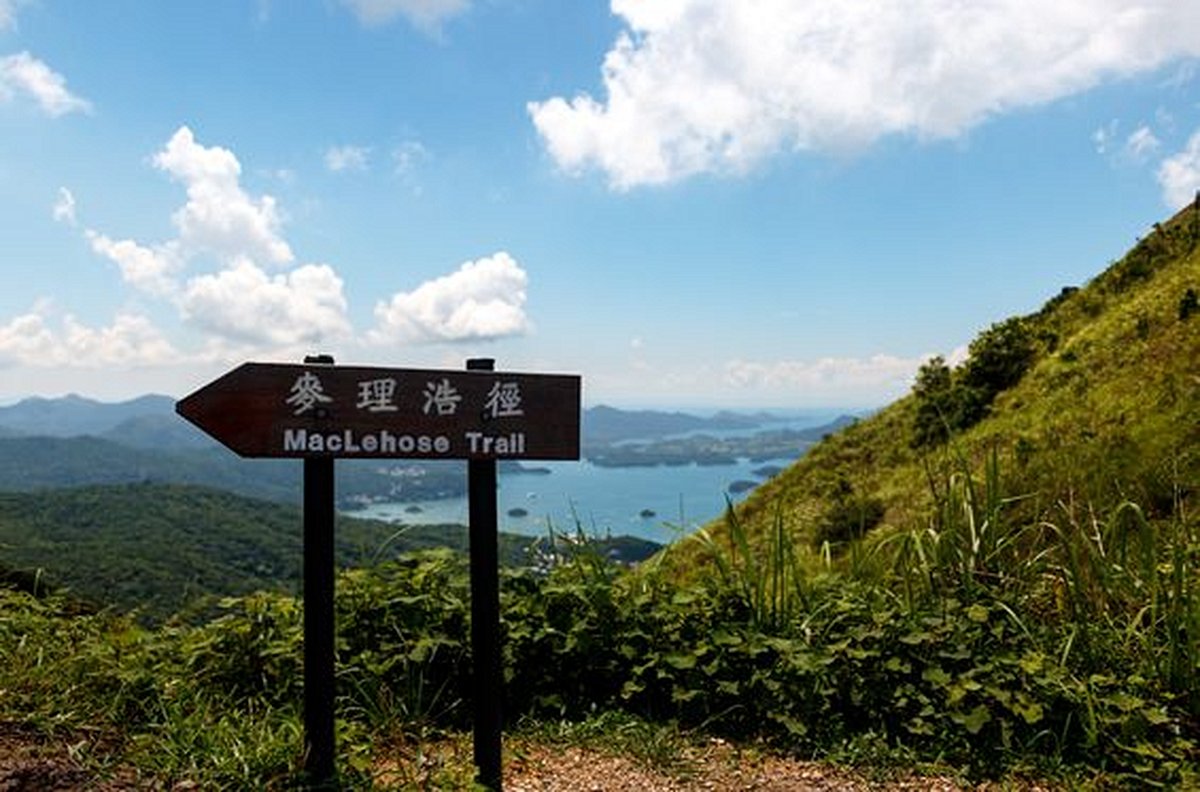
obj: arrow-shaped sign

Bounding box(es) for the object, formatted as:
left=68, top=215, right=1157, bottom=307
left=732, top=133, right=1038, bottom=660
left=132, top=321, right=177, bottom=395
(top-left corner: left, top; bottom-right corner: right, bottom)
left=176, top=361, right=581, bottom=460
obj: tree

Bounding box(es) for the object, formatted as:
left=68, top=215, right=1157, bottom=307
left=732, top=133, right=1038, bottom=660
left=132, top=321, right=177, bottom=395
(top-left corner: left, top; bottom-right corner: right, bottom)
left=912, top=356, right=954, bottom=447
left=960, top=318, right=1035, bottom=396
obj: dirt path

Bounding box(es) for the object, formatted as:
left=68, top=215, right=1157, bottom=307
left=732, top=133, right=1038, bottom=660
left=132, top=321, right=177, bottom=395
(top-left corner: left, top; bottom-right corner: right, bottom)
left=503, top=740, right=1051, bottom=792
left=2, top=723, right=1057, bottom=791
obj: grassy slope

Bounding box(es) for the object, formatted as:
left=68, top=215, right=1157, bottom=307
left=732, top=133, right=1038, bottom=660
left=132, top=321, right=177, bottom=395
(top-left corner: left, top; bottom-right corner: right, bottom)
left=673, top=202, right=1200, bottom=570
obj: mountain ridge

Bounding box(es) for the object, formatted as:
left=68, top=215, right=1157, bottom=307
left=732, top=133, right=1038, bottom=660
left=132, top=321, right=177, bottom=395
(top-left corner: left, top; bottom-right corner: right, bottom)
left=678, top=200, right=1200, bottom=567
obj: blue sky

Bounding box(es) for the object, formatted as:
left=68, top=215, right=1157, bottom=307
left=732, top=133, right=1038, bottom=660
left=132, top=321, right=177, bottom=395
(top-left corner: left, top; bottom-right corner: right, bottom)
left=1, top=0, right=1198, bottom=409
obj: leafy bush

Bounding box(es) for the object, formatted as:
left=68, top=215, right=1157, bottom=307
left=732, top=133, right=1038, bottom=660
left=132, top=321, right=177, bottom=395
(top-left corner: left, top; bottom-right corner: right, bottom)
left=960, top=318, right=1036, bottom=398
left=1180, top=287, right=1198, bottom=321
left=813, top=488, right=885, bottom=547
left=911, top=319, right=1036, bottom=447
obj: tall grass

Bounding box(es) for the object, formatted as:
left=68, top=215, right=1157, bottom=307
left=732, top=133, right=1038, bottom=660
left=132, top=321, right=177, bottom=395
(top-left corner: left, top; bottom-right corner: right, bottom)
left=689, top=498, right=810, bottom=631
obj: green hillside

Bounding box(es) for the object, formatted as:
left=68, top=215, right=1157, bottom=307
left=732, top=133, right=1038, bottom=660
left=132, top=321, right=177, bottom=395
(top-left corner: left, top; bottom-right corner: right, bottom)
left=684, top=200, right=1200, bottom=565
left=0, top=435, right=468, bottom=506
left=0, top=483, right=471, bottom=619
left=0, top=483, right=661, bottom=622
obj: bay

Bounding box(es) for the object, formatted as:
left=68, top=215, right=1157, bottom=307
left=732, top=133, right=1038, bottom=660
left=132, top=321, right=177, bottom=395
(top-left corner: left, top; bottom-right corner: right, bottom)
left=347, top=455, right=789, bottom=545
left=347, top=410, right=849, bottom=545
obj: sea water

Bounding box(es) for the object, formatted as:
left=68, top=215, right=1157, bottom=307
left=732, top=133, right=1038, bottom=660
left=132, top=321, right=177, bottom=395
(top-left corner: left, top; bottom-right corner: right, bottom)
left=347, top=410, right=849, bottom=545
left=348, top=455, right=789, bottom=546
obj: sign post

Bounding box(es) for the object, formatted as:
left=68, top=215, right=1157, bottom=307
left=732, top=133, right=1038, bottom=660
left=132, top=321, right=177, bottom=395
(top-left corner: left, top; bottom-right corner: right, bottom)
left=177, top=359, right=580, bottom=791
left=301, top=355, right=336, bottom=789
left=466, top=358, right=503, bottom=790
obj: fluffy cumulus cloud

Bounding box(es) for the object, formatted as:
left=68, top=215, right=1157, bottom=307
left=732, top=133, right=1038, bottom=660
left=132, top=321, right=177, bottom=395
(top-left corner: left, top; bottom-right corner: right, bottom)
left=180, top=259, right=351, bottom=348
left=725, top=353, right=926, bottom=400
left=85, top=232, right=181, bottom=298
left=339, top=0, right=469, bottom=31
left=0, top=51, right=90, bottom=116
left=371, top=252, right=529, bottom=344
left=1158, top=131, right=1200, bottom=209
left=0, top=308, right=176, bottom=368
left=153, top=127, right=293, bottom=266
left=72, top=127, right=352, bottom=353
left=530, top=0, right=1200, bottom=188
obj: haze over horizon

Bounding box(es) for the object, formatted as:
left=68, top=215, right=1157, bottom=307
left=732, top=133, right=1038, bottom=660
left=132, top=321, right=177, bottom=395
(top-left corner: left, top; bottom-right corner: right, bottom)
left=3, top=1, right=1200, bottom=409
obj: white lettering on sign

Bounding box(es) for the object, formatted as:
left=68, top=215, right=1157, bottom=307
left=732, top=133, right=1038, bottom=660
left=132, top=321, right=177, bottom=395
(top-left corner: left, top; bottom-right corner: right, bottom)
left=465, top=431, right=526, bottom=455
left=422, top=378, right=463, bottom=416
left=286, top=371, right=334, bottom=415
left=283, top=428, right=451, bottom=455
left=483, top=381, right=524, bottom=419
left=356, top=378, right=400, bottom=413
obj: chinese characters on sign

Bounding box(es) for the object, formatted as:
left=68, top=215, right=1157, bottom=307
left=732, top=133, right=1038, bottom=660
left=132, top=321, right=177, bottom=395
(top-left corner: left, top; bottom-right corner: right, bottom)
left=288, top=371, right=524, bottom=420
left=286, top=371, right=333, bottom=415
left=423, top=378, right=462, bottom=416
left=356, top=378, right=399, bottom=413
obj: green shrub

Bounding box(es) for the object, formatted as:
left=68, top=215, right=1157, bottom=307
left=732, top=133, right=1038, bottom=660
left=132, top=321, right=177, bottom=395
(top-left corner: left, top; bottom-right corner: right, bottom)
left=1180, top=287, right=1198, bottom=321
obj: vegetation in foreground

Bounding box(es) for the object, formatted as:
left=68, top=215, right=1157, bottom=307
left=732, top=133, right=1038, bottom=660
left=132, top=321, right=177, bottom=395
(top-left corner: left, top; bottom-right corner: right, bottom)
left=1, top=456, right=1196, bottom=789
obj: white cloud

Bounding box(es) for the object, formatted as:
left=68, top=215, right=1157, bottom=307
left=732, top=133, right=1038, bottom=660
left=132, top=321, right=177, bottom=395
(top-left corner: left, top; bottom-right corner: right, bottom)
left=68, top=127, right=357, bottom=354
left=1125, top=125, right=1161, bottom=160
left=339, top=0, right=469, bottom=31
left=371, top=252, right=529, bottom=344
left=0, top=0, right=28, bottom=31
left=0, top=309, right=57, bottom=364
left=85, top=231, right=181, bottom=298
left=531, top=0, right=1200, bottom=188
left=725, top=353, right=926, bottom=397
left=0, top=51, right=91, bottom=117
left=180, top=258, right=351, bottom=347
left=325, top=145, right=370, bottom=172
left=0, top=308, right=176, bottom=368
left=1158, top=130, right=1200, bottom=209
left=52, top=187, right=76, bottom=226
left=392, top=140, right=428, bottom=174
left=0, top=3, right=14, bottom=30
left=1093, top=120, right=1119, bottom=155
left=152, top=126, right=293, bottom=266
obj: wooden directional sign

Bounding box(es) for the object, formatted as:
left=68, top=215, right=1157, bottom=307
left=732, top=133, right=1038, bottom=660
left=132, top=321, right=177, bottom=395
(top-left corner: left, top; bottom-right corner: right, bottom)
left=177, top=362, right=581, bottom=460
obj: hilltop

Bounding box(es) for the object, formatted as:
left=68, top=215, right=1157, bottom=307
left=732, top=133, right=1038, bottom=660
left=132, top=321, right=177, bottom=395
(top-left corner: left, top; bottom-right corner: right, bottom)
left=677, top=200, right=1200, bottom=566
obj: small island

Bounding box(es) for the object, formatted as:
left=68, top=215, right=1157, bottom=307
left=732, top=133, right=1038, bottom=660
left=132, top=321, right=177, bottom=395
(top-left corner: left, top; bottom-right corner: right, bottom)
left=507, top=507, right=530, bottom=518
left=727, top=480, right=757, bottom=494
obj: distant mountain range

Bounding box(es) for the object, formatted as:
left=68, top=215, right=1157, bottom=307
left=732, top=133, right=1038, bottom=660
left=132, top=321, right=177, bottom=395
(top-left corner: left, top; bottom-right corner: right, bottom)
left=0, top=393, right=188, bottom=441
left=0, top=395, right=813, bottom=447
left=0, top=397, right=838, bottom=505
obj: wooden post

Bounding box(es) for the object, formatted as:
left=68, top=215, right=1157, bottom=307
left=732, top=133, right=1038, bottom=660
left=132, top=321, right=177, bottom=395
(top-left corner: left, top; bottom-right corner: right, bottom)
left=467, top=357, right=503, bottom=791
left=302, top=354, right=337, bottom=790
